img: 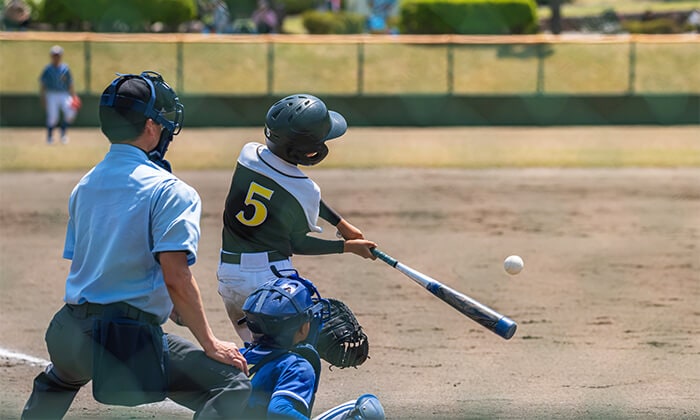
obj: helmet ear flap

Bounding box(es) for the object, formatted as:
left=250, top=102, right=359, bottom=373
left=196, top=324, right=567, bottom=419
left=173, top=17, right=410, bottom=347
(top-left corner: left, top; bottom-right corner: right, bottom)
left=285, top=143, right=328, bottom=166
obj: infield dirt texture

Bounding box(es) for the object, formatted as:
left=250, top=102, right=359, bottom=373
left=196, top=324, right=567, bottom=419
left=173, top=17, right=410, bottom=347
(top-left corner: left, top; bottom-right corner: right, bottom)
left=1, top=127, right=699, bottom=419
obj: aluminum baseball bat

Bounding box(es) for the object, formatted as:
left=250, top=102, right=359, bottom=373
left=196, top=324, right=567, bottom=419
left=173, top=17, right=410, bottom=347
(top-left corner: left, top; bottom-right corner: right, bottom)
left=371, top=248, right=517, bottom=340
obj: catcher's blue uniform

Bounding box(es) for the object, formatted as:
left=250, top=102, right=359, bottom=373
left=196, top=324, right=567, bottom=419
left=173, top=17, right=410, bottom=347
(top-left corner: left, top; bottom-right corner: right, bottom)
left=244, top=345, right=319, bottom=419
left=240, top=273, right=385, bottom=420
left=243, top=344, right=385, bottom=420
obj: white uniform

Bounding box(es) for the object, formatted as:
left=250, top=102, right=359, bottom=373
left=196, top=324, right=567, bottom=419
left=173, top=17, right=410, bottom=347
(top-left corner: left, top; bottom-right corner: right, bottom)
left=40, top=60, right=76, bottom=144
left=45, top=91, right=77, bottom=129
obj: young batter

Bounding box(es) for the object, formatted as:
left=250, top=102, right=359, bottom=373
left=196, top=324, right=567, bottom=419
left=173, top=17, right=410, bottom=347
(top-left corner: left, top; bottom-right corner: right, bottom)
left=219, top=93, right=377, bottom=342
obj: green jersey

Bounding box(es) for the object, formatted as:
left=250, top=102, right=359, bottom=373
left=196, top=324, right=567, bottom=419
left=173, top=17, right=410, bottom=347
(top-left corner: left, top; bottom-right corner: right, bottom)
left=222, top=143, right=343, bottom=257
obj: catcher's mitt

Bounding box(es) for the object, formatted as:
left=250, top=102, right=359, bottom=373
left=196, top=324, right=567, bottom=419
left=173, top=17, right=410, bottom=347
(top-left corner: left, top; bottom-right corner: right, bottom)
left=316, top=298, right=369, bottom=369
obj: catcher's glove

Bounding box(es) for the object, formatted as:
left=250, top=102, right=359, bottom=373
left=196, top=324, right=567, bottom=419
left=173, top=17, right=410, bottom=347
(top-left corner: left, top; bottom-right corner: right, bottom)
left=70, top=95, right=82, bottom=111
left=316, top=298, right=369, bottom=369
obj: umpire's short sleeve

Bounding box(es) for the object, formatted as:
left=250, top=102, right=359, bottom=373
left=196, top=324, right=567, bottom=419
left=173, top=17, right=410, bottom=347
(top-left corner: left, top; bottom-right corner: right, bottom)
left=150, top=179, right=201, bottom=265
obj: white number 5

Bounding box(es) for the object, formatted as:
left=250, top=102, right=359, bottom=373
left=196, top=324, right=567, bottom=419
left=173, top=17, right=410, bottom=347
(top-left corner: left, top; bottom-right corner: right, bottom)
left=236, top=182, right=274, bottom=227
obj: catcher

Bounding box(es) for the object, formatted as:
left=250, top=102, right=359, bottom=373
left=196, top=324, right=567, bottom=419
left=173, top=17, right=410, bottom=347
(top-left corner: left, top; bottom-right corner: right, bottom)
left=239, top=269, right=384, bottom=419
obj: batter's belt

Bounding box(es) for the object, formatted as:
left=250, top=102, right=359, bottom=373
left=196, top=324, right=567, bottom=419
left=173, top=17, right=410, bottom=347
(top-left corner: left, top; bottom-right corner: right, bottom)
left=66, top=302, right=159, bottom=325
left=220, top=250, right=288, bottom=265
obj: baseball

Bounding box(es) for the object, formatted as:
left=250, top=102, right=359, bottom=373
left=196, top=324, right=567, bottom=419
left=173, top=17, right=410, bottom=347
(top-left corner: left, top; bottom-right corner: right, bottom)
left=504, top=255, right=524, bottom=275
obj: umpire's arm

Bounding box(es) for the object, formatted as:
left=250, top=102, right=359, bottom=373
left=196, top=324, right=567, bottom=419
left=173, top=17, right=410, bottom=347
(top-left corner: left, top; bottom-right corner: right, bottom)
left=159, top=251, right=249, bottom=375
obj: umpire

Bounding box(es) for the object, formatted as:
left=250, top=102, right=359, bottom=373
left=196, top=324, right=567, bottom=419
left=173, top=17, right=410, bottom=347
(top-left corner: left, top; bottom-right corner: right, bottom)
left=21, top=71, right=251, bottom=419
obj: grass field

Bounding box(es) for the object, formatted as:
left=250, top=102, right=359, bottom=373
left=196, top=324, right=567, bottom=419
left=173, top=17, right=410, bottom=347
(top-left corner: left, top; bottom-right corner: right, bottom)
left=1, top=126, right=699, bottom=171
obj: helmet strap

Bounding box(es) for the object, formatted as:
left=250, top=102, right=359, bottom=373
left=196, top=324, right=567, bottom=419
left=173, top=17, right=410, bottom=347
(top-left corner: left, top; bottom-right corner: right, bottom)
left=149, top=128, right=173, bottom=172
left=270, top=266, right=321, bottom=299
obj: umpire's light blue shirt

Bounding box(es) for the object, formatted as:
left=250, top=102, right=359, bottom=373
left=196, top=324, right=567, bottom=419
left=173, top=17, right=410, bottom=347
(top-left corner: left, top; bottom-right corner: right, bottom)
left=63, top=143, right=201, bottom=323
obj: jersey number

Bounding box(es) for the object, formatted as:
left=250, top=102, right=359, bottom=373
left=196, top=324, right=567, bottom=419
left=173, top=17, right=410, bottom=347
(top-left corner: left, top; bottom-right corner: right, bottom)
left=236, top=182, right=274, bottom=227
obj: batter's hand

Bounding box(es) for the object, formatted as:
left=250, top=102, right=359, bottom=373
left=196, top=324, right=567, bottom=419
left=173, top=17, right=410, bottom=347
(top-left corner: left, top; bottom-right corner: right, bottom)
left=205, top=339, right=249, bottom=375
left=336, top=219, right=365, bottom=240
left=344, top=239, right=378, bottom=260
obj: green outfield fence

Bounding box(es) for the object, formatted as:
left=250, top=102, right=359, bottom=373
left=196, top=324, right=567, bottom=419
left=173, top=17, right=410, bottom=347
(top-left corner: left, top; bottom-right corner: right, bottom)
left=1, top=32, right=699, bottom=126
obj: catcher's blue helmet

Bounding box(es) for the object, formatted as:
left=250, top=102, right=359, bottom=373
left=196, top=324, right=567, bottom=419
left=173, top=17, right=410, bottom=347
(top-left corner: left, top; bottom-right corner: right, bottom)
left=242, top=269, right=328, bottom=348
left=264, top=94, right=347, bottom=166
left=100, top=71, right=184, bottom=171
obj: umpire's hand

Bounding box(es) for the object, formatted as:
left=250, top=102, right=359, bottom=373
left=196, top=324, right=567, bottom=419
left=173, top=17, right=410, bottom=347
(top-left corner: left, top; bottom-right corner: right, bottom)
left=205, top=339, right=249, bottom=376
left=160, top=251, right=249, bottom=375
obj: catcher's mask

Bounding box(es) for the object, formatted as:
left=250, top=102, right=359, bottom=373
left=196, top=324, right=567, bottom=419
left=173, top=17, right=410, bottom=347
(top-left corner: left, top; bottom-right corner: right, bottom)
left=264, top=94, right=347, bottom=166
left=242, top=268, right=329, bottom=349
left=100, top=71, right=184, bottom=171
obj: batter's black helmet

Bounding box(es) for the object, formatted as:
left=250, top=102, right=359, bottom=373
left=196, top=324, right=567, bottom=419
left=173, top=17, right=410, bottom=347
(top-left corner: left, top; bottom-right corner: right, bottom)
left=264, top=94, right=347, bottom=166
left=242, top=269, right=328, bottom=349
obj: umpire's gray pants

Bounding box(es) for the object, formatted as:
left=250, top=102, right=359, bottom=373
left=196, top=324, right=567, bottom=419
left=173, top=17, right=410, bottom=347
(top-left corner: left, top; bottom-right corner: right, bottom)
left=21, top=304, right=251, bottom=419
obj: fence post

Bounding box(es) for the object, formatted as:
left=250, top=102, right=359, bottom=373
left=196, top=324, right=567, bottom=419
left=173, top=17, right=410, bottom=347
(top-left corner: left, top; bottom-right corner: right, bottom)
left=357, top=40, right=365, bottom=96
left=84, top=39, right=91, bottom=94
left=536, top=42, right=545, bottom=95
left=176, top=41, right=184, bottom=93
left=446, top=42, right=454, bottom=95
left=628, top=39, right=637, bottom=94
left=267, top=41, right=274, bottom=95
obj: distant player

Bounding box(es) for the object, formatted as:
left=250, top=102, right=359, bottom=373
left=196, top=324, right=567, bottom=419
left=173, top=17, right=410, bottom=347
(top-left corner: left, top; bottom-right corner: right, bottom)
left=241, top=270, right=385, bottom=420
left=219, top=93, right=377, bottom=342
left=39, top=45, right=80, bottom=144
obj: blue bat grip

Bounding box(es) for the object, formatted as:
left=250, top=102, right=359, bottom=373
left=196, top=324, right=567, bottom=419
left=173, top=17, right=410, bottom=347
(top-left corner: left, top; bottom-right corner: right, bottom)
left=371, top=248, right=398, bottom=267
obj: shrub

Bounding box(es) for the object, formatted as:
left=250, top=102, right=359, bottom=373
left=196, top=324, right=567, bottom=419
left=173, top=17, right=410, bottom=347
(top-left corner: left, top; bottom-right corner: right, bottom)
left=400, top=0, right=539, bottom=35
left=534, top=0, right=572, bottom=5
left=279, top=0, right=321, bottom=15
left=38, top=0, right=196, bottom=31
left=621, top=18, right=691, bottom=34
left=302, top=10, right=365, bottom=34
left=151, top=0, right=197, bottom=27
left=38, top=0, right=84, bottom=28
left=24, top=0, right=43, bottom=20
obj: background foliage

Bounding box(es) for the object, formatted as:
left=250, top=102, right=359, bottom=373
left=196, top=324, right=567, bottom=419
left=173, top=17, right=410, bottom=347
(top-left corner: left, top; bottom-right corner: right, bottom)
left=399, top=0, right=539, bottom=35
left=302, top=10, right=366, bottom=34
left=36, top=0, right=196, bottom=31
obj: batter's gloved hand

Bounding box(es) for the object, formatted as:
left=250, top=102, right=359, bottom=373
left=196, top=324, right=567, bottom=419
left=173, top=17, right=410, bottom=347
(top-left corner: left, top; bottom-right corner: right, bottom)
left=316, top=298, right=369, bottom=369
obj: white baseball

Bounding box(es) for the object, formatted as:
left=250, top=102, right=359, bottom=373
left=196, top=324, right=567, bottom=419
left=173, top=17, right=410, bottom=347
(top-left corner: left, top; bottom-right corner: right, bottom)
left=504, top=255, right=524, bottom=275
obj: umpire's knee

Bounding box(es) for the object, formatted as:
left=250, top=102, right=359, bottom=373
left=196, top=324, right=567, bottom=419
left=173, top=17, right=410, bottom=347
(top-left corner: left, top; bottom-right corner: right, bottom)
left=195, top=372, right=251, bottom=420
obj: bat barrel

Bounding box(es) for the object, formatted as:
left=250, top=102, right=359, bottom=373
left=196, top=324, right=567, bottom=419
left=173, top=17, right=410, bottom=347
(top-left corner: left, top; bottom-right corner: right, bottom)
left=400, top=261, right=519, bottom=340
left=495, top=316, right=517, bottom=340
left=372, top=248, right=518, bottom=340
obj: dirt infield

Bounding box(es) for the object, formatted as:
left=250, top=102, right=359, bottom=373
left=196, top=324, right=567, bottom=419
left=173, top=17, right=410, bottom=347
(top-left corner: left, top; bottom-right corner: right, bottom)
left=1, top=167, right=699, bottom=419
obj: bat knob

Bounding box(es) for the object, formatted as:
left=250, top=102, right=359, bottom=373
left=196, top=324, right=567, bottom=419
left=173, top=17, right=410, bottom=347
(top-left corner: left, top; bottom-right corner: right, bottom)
left=495, top=316, right=517, bottom=340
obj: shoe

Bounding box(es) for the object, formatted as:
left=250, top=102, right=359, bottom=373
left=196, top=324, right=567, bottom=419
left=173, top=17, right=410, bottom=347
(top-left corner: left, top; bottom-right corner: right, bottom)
left=47, top=136, right=54, bottom=145
left=345, top=394, right=385, bottom=420
left=60, top=135, right=69, bottom=144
